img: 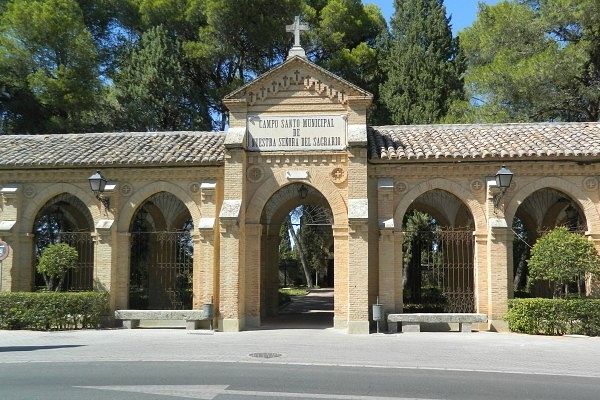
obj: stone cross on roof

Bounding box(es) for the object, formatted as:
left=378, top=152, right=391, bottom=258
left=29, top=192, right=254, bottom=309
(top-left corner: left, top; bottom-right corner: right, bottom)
left=286, top=16, right=308, bottom=59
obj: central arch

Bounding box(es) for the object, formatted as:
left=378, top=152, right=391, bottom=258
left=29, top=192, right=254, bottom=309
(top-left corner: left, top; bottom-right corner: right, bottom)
left=250, top=181, right=340, bottom=329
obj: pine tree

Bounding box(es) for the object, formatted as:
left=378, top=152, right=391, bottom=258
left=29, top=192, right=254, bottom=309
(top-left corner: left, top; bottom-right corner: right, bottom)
left=379, top=0, right=464, bottom=125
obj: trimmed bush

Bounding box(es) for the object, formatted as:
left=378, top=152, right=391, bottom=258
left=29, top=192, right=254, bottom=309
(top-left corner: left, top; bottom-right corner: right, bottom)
left=36, top=243, right=78, bottom=291
left=0, top=291, right=108, bottom=330
left=506, top=298, right=600, bottom=336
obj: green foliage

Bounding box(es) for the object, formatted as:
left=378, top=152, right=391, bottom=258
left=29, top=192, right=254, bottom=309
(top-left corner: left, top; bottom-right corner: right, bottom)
left=114, top=25, right=210, bottom=131
left=379, top=0, right=464, bottom=124
left=528, top=227, right=600, bottom=297
left=506, top=298, right=600, bottom=336
left=36, top=243, right=79, bottom=291
left=460, top=0, right=600, bottom=122
left=0, top=0, right=103, bottom=133
left=0, top=291, right=109, bottom=330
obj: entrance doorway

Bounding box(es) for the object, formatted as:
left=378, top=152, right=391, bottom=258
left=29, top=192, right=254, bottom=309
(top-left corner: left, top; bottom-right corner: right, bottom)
left=128, top=192, right=194, bottom=310
left=259, top=183, right=334, bottom=329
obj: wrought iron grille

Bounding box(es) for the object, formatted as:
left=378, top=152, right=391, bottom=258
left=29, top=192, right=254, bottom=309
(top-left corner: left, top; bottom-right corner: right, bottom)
left=129, top=230, right=193, bottom=310
left=402, top=229, right=475, bottom=313
left=33, top=231, right=94, bottom=291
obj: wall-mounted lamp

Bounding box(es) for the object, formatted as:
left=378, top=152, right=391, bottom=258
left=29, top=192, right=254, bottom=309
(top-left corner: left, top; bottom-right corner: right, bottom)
left=88, top=170, right=110, bottom=211
left=298, top=184, right=308, bottom=200
left=492, top=165, right=514, bottom=209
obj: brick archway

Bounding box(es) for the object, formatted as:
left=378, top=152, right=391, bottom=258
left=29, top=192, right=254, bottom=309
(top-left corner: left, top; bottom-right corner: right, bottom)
left=117, top=181, right=201, bottom=233
left=22, top=183, right=100, bottom=233
left=505, top=177, right=600, bottom=232
left=393, top=178, right=486, bottom=233
left=245, top=169, right=347, bottom=226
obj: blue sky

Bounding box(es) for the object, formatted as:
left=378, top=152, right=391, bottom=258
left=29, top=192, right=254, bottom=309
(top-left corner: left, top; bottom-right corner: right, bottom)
left=367, top=0, right=500, bottom=35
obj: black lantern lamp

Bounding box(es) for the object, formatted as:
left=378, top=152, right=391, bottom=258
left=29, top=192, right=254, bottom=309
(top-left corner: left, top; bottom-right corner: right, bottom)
left=88, top=170, right=110, bottom=211
left=492, top=165, right=514, bottom=209
left=495, top=165, right=514, bottom=188
left=298, top=184, right=308, bottom=200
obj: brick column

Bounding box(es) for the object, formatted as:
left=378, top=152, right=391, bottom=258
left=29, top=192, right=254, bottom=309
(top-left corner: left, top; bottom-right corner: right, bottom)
left=94, top=222, right=116, bottom=311
left=244, top=223, right=261, bottom=328
left=0, top=231, right=15, bottom=292
left=487, top=218, right=512, bottom=332
left=587, top=233, right=600, bottom=297
left=474, top=232, right=489, bottom=316
left=114, top=231, right=130, bottom=310
left=333, top=224, right=348, bottom=329
left=348, top=199, right=370, bottom=334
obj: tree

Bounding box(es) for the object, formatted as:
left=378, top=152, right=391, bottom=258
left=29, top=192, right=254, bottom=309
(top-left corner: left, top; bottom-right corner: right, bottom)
left=460, top=0, right=600, bottom=122
left=36, top=243, right=79, bottom=291
left=113, top=25, right=210, bottom=131
left=0, top=0, right=103, bottom=134
left=528, top=227, right=600, bottom=298
left=379, top=0, right=464, bottom=125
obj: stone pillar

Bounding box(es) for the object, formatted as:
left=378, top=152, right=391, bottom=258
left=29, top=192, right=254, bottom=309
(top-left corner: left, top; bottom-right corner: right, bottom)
left=333, top=225, right=348, bottom=329
left=94, top=220, right=116, bottom=311
left=487, top=218, right=512, bottom=332
left=244, top=223, right=261, bottom=328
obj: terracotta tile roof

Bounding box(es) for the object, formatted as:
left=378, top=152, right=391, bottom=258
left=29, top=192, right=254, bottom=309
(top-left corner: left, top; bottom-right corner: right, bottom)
left=368, top=122, right=600, bottom=161
left=0, top=131, right=225, bottom=168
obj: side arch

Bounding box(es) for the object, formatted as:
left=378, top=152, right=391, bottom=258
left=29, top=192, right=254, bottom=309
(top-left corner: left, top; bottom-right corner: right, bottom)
left=117, top=181, right=201, bottom=232
left=393, top=178, right=486, bottom=232
left=245, top=170, right=347, bottom=226
left=505, top=177, right=600, bottom=232
left=21, top=183, right=100, bottom=233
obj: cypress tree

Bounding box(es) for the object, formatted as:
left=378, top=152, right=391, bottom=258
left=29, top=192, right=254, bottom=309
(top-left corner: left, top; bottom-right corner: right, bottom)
left=379, top=0, right=464, bottom=125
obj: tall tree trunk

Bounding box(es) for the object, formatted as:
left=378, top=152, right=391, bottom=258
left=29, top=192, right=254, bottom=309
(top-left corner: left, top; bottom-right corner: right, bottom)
left=288, top=215, right=313, bottom=288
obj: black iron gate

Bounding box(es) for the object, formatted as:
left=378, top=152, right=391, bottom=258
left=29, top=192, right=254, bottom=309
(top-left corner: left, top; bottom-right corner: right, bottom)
left=34, top=231, right=94, bottom=291
left=129, top=231, right=193, bottom=310
left=403, top=229, right=475, bottom=313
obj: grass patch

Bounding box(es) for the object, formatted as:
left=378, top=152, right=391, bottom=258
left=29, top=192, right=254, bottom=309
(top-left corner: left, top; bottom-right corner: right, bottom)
left=278, top=287, right=309, bottom=306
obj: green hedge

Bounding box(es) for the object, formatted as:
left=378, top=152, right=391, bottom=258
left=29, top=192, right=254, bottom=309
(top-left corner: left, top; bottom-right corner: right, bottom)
left=506, top=298, right=600, bottom=336
left=0, top=292, right=109, bottom=330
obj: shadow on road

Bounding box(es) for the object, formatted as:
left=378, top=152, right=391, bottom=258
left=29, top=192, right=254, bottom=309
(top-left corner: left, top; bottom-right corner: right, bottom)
left=0, top=345, right=84, bottom=353
left=261, top=288, right=334, bottom=330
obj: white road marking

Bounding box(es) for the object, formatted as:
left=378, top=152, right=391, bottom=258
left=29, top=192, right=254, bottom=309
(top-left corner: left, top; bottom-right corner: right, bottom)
left=76, top=385, right=443, bottom=400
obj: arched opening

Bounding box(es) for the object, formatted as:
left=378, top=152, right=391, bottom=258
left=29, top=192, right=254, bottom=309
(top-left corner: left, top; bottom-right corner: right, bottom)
left=512, top=188, right=587, bottom=297
left=401, top=189, right=475, bottom=313
left=129, top=192, right=194, bottom=310
left=260, top=183, right=334, bottom=328
left=32, top=193, right=94, bottom=291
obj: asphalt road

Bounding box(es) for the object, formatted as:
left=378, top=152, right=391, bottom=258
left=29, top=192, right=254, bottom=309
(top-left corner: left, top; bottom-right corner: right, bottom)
left=2, top=361, right=600, bottom=400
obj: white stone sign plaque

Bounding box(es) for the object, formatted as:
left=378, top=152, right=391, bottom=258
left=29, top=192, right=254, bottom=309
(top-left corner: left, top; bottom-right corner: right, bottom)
left=247, top=114, right=347, bottom=151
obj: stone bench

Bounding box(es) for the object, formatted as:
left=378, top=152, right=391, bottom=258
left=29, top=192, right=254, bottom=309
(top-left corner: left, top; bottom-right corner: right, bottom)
left=115, top=310, right=211, bottom=330
left=387, top=313, right=487, bottom=333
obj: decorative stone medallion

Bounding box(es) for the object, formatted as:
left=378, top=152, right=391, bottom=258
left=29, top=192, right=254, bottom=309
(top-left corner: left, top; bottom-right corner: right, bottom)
left=23, top=184, right=36, bottom=199
left=120, top=183, right=133, bottom=197
left=583, top=177, right=599, bottom=192
left=247, top=165, right=264, bottom=183
left=189, top=182, right=201, bottom=194
left=470, top=180, right=484, bottom=192
left=394, top=181, right=407, bottom=193
left=330, top=167, right=347, bottom=184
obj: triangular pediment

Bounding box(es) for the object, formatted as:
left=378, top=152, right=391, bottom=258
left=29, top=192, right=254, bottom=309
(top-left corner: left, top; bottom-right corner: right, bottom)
left=223, top=56, right=372, bottom=107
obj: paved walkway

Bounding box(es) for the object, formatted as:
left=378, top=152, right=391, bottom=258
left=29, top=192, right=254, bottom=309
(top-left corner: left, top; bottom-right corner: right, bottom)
left=1, top=327, right=600, bottom=378
left=261, top=288, right=333, bottom=329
